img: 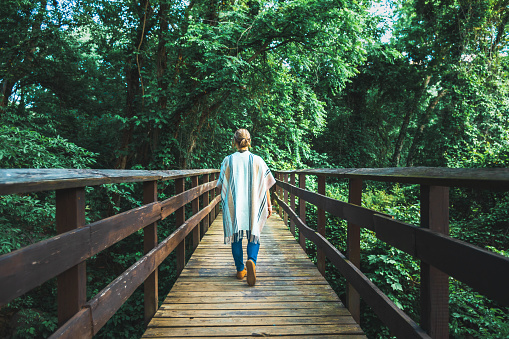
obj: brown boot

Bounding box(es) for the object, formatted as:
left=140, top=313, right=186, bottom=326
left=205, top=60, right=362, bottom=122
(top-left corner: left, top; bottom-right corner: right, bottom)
left=236, top=268, right=247, bottom=279
left=246, top=260, right=256, bottom=286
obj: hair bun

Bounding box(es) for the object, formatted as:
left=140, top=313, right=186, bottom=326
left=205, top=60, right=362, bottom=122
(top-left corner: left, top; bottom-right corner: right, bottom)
left=233, top=129, right=251, bottom=149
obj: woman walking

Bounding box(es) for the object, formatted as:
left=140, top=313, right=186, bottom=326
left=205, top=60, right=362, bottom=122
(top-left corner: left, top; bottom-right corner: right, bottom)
left=216, top=129, right=276, bottom=286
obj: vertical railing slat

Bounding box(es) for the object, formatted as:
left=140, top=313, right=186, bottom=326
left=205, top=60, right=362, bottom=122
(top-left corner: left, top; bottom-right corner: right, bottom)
left=317, top=175, right=326, bottom=276
left=215, top=172, right=220, bottom=217
left=420, top=185, right=449, bottom=339
left=289, top=173, right=296, bottom=236
left=347, top=178, right=362, bottom=324
left=191, top=176, right=200, bottom=249
left=143, top=181, right=158, bottom=325
left=175, top=178, right=185, bottom=276
left=298, top=173, right=306, bottom=252
left=56, top=187, right=86, bottom=326
left=202, top=174, right=210, bottom=234
left=277, top=173, right=283, bottom=217
left=283, top=173, right=289, bottom=227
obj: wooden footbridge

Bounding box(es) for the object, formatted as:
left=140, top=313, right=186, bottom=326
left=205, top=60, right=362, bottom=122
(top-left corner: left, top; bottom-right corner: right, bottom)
left=143, top=213, right=364, bottom=338
left=1, top=168, right=508, bottom=338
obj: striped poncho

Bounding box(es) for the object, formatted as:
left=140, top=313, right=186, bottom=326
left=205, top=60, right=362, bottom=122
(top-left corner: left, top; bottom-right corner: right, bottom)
left=216, top=151, right=276, bottom=244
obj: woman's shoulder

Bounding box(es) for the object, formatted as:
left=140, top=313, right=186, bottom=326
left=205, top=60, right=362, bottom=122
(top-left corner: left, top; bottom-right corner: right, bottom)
left=220, top=154, right=233, bottom=166
left=250, top=153, right=269, bottom=166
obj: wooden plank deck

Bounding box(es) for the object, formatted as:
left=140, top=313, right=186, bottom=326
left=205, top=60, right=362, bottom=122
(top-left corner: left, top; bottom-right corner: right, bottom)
left=142, top=213, right=366, bottom=338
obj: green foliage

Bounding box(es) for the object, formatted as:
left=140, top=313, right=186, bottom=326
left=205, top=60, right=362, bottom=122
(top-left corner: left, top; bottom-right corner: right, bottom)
left=450, top=282, right=509, bottom=339
left=1, top=0, right=509, bottom=337
left=0, top=126, right=97, bottom=169
left=10, top=308, right=57, bottom=339
left=293, top=181, right=509, bottom=339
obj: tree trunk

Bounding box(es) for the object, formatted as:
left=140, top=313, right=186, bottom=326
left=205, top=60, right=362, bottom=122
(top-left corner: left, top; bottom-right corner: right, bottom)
left=1, top=0, right=47, bottom=114
left=155, top=3, right=169, bottom=150
left=391, top=75, right=432, bottom=167
left=406, top=89, right=448, bottom=166
left=0, top=80, right=15, bottom=114
left=138, top=2, right=170, bottom=168
left=115, top=0, right=152, bottom=169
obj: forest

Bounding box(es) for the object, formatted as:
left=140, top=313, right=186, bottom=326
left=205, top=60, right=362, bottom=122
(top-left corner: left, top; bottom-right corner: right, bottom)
left=1, top=0, right=508, bottom=338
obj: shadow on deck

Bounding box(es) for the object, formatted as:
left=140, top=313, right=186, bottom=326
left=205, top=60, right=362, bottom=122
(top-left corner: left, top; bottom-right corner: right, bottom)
left=142, top=212, right=365, bottom=338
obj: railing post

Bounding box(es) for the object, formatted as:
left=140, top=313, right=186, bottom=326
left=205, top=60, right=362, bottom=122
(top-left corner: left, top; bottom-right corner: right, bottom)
left=215, top=172, right=220, bottom=217
left=143, top=181, right=158, bottom=325
left=289, top=173, right=296, bottom=236
left=175, top=178, right=185, bottom=276
left=202, top=174, right=210, bottom=234
left=277, top=173, right=283, bottom=217
left=317, top=175, right=326, bottom=276
left=420, top=185, right=449, bottom=339
left=191, top=176, right=200, bottom=250
left=347, top=178, right=362, bottom=324
left=56, top=187, right=86, bottom=326
left=283, top=173, right=289, bottom=226
left=298, top=173, right=306, bottom=252
left=209, top=174, right=214, bottom=224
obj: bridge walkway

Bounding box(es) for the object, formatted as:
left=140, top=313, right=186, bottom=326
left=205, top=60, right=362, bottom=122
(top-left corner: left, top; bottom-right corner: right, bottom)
left=142, top=212, right=366, bottom=338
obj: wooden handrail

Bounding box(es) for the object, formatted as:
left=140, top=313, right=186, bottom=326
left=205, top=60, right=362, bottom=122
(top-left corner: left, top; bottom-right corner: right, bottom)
left=274, top=194, right=431, bottom=339
left=0, top=169, right=220, bottom=338
left=0, top=168, right=219, bottom=195
left=277, top=167, right=509, bottom=190
left=274, top=167, right=509, bottom=338
left=274, top=180, right=509, bottom=304
left=49, top=195, right=221, bottom=338
left=276, top=178, right=392, bottom=230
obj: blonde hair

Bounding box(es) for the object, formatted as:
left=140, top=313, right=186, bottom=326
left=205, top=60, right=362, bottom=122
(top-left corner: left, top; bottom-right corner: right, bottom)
left=232, top=129, right=251, bottom=149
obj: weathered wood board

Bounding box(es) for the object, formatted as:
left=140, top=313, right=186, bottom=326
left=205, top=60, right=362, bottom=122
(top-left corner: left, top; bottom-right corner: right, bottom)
left=142, top=213, right=366, bottom=338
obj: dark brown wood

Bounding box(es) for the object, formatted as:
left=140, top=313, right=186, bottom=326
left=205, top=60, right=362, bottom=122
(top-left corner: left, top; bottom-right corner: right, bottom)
left=143, top=212, right=365, bottom=338
left=160, top=180, right=216, bottom=220
left=56, top=188, right=86, bottom=326
left=298, top=173, right=306, bottom=252
left=90, top=202, right=161, bottom=254
left=86, top=195, right=221, bottom=335
left=420, top=185, right=449, bottom=338
left=0, top=176, right=217, bottom=307
left=209, top=174, right=216, bottom=225
left=373, top=214, right=509, bottom=306
left=202, top=174, right=210, bottom=234
left=143, top=181, right=158, bottom=326
left=2, top=167, right=508, bottom=195
left=276, top=173, right=282, bottom=217
left=288, top=167, right=509, bottom=191
left=209, top=177, right=214, bottom=223
left=290, top=173, right=296, bottom=236
left=373, top=215, right=416, bottom=256
left=283, top=173, right=289, bottom=226
left=191, top=176, right=200, bottom=249
left=4, top=166, right=509, bottom=339
left=0, top=227, right=90, bottom=307
left=276, top=178, right=391, bottom=230
left=415, top=225, right=509, bottom=306
left=317, top=175, right=326, bottom=277
left=215, top=172, right=220, bottom=216
left=278, top=179, right=509, bottom=306
left=0, top=169, right=220, bottom=196
left=347, top=178, right=362, bottom=324
left=175, top=178, right=186, bottom=276
left=48, top=308, right=93, bottom=339
left=275, top=195, right=430, bottom=339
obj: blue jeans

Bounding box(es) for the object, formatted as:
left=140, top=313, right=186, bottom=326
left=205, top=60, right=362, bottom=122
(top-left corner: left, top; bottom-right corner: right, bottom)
left=231, top=239, right=260, bottom=272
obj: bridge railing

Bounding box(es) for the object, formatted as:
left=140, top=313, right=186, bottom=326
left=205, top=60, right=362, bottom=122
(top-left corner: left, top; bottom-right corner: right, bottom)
left=0, top=169, right=220, bottom=338
left=273, top=167, right=509, bottom=339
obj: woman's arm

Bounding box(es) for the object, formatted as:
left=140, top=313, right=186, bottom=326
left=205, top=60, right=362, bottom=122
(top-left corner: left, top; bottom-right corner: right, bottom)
left=266, top=189, right=272, bottom=218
